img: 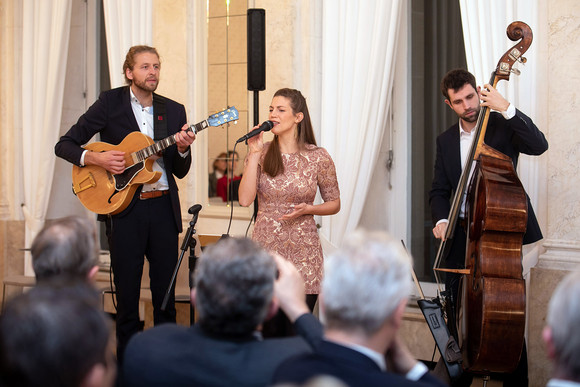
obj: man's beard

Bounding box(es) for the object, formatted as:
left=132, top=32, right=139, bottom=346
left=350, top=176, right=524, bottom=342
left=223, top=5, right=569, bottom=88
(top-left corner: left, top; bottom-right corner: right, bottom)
left=461, top=106, right=480, bottom=123
left=133, top=77, right=158, bottom=93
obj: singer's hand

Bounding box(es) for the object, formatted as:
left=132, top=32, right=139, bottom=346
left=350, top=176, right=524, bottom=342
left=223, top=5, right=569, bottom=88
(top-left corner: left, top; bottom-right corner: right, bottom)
left=280, top=203, right=310, bottom=221
left=247, top=129, right=264, bottom=154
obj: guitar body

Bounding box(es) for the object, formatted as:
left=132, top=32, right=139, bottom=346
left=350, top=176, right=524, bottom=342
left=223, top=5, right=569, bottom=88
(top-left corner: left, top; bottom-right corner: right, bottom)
left=72, top=131, right=161, bottom=215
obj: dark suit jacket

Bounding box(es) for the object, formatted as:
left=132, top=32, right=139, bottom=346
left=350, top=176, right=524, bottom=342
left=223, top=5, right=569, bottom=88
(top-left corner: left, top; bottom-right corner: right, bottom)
left=54, top=86, right=191, bottom=232
left=429, top=109, right=548, bottom=245
left=121, top=313, right=323, bottom=387
left=273, top=340, right=447, bottom=387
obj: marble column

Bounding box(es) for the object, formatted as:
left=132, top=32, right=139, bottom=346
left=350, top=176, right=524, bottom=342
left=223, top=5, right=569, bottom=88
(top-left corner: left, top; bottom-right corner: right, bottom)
left=528, top=1, right=580, bottom=385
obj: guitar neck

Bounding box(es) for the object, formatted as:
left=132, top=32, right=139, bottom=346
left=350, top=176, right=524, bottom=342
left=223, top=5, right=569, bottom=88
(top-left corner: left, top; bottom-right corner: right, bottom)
left=133, top=120, right=209, bottom=162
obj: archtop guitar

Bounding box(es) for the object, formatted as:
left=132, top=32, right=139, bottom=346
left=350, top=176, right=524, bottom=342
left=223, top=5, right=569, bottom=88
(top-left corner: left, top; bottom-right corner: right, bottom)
left=72, top=106, right=239, bottom=215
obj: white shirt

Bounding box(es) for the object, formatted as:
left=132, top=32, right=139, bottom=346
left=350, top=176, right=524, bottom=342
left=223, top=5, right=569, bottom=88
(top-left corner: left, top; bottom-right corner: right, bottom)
left=129, top=89, right=169, bottom=192
left=547, top=379, right=580, bottom=387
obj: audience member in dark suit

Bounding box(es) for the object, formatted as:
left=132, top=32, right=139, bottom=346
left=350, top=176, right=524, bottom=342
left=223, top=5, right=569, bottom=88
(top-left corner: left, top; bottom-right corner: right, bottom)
left=122, top=237, right=322, bottom=387
left=543, top=270, right=580, bottom=387
left=31, top=216, right=100, bottom=283
left=273, top=230, right=447, bottom=387
left=55, top=45, right=196, bottom=362
left=0, top=280, right=116, bottom=387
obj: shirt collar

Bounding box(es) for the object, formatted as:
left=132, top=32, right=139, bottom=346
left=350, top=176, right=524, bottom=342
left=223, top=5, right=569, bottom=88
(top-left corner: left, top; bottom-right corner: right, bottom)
left=331, top=340, right=386, bottom=371
left=129, top=87, right=152, bottom=111
left=547, top=379, right=580, bottom=387
left=458, top=121, right=474, bottom=138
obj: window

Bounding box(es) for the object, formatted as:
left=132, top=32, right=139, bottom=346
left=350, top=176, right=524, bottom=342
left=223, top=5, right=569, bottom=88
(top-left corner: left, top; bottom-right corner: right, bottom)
left=206, top=0, right=250, bottom=208
left=409, top=0, right=466, bottom=282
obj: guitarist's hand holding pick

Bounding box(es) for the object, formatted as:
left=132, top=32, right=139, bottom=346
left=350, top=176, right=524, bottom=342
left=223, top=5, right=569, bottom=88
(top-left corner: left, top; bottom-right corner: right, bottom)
left=85, top=150, right=126, bottom=175
left=175, top=124, right=196, bottom=153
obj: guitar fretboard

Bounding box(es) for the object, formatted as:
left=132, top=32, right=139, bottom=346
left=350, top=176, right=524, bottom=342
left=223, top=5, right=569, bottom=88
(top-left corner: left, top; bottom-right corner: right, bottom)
left=132, top=120, right=209, bottom=162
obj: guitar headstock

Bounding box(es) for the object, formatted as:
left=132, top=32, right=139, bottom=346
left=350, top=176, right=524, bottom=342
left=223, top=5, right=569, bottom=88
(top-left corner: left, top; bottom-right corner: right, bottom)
left=208, top=106, right=239, bottom=127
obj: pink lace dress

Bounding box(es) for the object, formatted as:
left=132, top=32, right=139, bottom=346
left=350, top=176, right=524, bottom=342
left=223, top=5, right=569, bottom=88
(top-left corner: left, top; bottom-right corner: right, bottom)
left=251, top=143, right=340, bottom=294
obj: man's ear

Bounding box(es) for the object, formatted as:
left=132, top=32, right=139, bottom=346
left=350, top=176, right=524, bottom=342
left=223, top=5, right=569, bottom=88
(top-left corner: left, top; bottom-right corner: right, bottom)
left=543, top=326, right=556, bottom=360
left=80, top=364, right=106, bottom=387
left=444, top=99, right=452, bottom=109
left=265, top=297, right=280, bottom=322
left=87, top=265, right=99, bottom=282
left=391, top=298, right=407, bottom=331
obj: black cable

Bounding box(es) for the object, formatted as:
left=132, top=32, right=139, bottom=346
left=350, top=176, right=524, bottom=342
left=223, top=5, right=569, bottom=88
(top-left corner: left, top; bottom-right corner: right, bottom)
left=225, top=142, right=240, bottom=236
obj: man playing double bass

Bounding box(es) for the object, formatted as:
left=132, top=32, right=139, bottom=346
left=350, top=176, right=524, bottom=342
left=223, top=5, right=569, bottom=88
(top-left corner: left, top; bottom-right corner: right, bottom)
left=429, top=68, right=548, bottom=386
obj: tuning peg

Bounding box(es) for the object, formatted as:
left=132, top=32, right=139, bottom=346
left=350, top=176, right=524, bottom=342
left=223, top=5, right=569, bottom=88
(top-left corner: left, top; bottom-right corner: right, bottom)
left=511, top=68, right=521, bottom=76
left=519, top=56, right=527, bottom=64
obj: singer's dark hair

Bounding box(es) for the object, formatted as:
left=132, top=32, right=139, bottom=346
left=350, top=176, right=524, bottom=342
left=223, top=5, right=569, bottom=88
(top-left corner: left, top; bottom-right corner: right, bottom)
left=263, top=88, right=317, bottom=177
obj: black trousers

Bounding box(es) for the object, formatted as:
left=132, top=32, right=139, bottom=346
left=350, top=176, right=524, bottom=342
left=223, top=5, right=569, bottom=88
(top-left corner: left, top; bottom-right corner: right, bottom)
left=108, top=194, right=178, bottom=362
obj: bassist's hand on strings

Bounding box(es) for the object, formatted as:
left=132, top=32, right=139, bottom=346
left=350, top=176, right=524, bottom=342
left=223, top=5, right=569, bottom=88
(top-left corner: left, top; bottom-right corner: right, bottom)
left=175, top=124, right=196, bottom=153
left=432, top=221, right=448, bottom=241
left=480, top=83, right=510, bottom=112
left=85, top=150, right=126, bottom=175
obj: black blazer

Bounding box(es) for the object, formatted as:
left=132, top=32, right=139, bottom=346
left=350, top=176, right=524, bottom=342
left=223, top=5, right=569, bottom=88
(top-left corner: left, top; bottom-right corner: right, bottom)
left=429, top=109, right=548, bottom=245
left=54, top=86, right=191, bottom=232
left=273, top=340, right=447, bottom=387
left=122, top=313, right=323, bottom=387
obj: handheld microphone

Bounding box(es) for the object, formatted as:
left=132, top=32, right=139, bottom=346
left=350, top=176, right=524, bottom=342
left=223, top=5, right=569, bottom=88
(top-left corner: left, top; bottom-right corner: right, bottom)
left=235, top=121, right=274, bottom=143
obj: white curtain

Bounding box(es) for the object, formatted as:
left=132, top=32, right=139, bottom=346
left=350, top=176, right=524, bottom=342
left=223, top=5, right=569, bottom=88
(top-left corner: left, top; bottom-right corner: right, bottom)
left=459, top=0, right=540, bottom=272
left=103, top=0, right=153, bottom=88
left=21, top=0, right=72, bottom=272
left=317, top=0, right=403, bottom=250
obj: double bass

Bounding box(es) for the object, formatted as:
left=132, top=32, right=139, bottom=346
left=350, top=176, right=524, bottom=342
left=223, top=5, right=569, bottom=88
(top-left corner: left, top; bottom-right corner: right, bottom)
left=430, top=21, right=533, bottom=378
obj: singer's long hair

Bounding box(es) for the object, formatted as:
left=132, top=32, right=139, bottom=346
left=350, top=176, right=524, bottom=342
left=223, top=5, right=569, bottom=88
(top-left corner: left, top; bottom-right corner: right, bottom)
left=263, top=88, right=317, bottom=177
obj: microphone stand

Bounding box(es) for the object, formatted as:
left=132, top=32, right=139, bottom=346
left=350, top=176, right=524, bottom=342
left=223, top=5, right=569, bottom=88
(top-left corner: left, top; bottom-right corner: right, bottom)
left=161, top=204, right=202, bottom=326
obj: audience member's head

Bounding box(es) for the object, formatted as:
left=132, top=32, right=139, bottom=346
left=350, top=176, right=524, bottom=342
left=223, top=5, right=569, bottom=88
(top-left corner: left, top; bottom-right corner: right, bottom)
left=0, top=280, right=116, bottom=387
left=321, top=229, right=412, bottom=337
left=193, top=237, right=278, bottom=338
left=31, top=216, right=99, bottom=283
left=543, top=270, right=580, bottom=382
left=212, top=152, right=228, bottom=173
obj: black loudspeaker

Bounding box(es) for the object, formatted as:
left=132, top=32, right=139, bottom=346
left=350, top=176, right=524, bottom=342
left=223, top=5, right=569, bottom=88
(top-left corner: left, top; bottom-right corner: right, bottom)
left=247, top=8, right=266, bottom=91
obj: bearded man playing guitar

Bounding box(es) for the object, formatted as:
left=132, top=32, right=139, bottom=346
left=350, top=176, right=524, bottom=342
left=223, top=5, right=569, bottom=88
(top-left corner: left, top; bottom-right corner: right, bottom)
left=55, top=45, right=195, bottom=363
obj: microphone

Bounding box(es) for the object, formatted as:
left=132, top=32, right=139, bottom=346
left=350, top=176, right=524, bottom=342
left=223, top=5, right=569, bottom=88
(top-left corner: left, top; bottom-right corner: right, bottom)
left=188, top=204, right=202, bottom=215
left=235, top=121, right=274, bottom=143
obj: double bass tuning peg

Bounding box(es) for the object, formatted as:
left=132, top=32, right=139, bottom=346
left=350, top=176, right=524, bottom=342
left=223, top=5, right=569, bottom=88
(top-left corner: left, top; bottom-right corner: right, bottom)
left=511, top=67, right=521, bottom=76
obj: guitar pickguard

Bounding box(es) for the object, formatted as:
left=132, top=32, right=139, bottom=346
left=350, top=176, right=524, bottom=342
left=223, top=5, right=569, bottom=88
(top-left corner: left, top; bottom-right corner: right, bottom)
left=114, top=162, right=145, bottom=191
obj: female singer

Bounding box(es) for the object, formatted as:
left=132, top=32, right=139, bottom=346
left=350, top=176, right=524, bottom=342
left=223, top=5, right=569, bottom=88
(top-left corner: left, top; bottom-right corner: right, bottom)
left=239, top=88, right=340, bottom=316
